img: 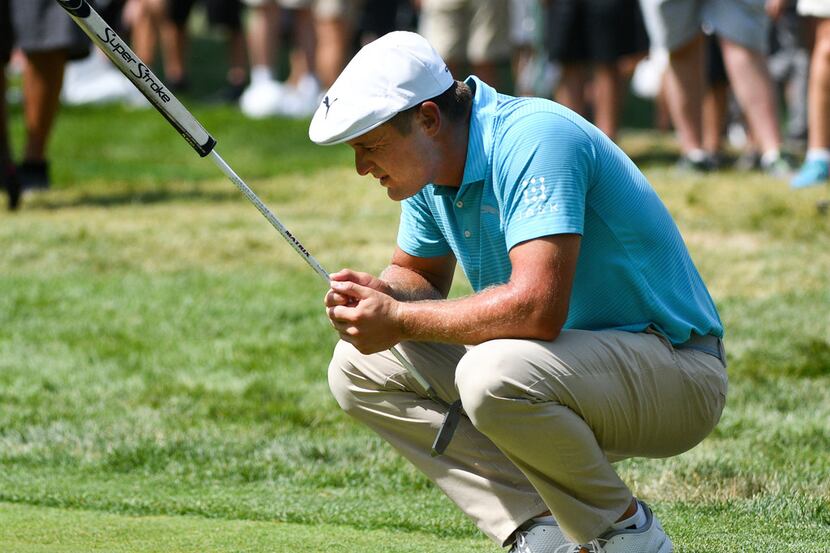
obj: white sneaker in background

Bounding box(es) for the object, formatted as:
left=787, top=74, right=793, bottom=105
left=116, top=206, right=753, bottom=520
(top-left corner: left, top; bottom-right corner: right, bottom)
left=61, top=51, right=136, bottom=106
left=239, top=78, right=286, bottom=119
left=123, top=84, right=151, bottom=109
left=279, top=74, right=320, bottom=118
left=631, top=48, right=668, bottom=100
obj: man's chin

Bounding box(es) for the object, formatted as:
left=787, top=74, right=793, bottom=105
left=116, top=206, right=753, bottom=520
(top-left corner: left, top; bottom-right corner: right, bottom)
left=386, top=188, right=417, bottom=201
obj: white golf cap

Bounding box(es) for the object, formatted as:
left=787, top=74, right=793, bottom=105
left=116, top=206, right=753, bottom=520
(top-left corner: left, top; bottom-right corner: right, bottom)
left=308, top=31, right=454, bottom=146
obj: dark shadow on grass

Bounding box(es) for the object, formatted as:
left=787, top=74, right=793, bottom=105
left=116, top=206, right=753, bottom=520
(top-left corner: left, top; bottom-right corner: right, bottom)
left=629, top=150, right=743, bottom=172
left=34, top=188, right=242, bottom=210
left=628, top=150, right=678, bottom=169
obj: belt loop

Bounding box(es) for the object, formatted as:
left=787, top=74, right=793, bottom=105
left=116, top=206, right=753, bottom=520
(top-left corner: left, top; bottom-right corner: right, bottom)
left=718, top=338, right=727, bottom=367
left=677, top=333, right=724, bottom=362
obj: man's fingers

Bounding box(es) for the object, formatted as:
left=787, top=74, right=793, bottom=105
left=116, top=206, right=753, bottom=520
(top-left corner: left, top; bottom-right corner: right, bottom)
left=329, top=269, right=350, bottom=282
left=330, top=280, right=371, bottom=299
left=325, top=274, right=373, bottom=309
left=330, top=268, right=371, bottom=285
left=329, top=320, right=358, bottom=338
left=328, top=304, right=359, bottom=322
left=328, top=268, right=393, bottom=296
left=328, top=315, right=356, bottom=335
left=324, top=290, right=357, bottom=307
left=329, top=317, right=350, bottom=332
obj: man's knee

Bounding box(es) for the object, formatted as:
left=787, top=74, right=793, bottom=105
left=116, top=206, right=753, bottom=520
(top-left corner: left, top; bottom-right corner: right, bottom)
left=455, top=340, right=541, bottom=432
left=327, top=340, right=362, bottom=414
left=328, top=340, right=409, bottom=416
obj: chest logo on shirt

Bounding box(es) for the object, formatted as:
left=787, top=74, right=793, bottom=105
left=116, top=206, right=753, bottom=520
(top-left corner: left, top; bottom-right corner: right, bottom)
left=518, top=176, right=558, bottom=220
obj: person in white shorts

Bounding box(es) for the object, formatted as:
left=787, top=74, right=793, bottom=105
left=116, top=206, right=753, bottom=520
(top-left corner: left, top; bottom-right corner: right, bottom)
left=638, top=0, right=793, bottom=175
left=790, top=0, right=830, bottom=188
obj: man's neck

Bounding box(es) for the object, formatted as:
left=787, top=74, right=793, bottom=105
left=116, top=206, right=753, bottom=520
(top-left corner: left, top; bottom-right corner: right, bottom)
left=432, top=106, right=472, bottom=188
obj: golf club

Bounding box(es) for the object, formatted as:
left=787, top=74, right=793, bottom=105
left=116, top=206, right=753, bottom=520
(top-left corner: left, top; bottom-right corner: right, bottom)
left=55, top=0, right=461, bottom=455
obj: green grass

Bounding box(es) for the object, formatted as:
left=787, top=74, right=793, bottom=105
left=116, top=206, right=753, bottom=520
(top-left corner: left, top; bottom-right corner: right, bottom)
left=1, top=94, right=829, bottom=553
left=0, top=502, right=494, bottom=553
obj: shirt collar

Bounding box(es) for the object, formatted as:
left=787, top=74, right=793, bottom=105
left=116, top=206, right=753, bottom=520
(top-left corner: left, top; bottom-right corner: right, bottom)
left=430, top=76, right=498, bottom=198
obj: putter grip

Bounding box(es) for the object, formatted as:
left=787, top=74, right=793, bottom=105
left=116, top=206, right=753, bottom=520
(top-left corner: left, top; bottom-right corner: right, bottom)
left=56, top=0, right=217, bottom=157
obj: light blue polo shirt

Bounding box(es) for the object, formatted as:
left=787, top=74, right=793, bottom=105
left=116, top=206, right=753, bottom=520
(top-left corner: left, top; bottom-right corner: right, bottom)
left=397, top=77, right=723, bottom=344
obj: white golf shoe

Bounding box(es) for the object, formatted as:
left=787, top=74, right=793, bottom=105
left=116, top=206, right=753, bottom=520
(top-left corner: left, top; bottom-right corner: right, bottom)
left=509, top=517, right=574, bottom=553
left=584, top=501, right=673, bottom=553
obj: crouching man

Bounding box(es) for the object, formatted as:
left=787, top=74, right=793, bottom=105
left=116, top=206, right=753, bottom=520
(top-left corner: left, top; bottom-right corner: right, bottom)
left=310, top=31, right=727, bottom=553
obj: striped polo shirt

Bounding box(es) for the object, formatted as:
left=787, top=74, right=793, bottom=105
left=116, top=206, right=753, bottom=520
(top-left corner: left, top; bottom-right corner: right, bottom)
left=397, top=77, right=723, bottom=344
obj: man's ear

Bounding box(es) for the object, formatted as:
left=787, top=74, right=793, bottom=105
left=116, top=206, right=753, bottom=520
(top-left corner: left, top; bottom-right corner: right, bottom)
left=416, top=101, right=442, bottom=137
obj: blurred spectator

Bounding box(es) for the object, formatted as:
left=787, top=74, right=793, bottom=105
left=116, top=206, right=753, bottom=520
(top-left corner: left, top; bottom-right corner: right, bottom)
left=356, top=0, right=415, bottom=46
left=163, top=0, right=192, bottom=92
left=1, top=0, right=91, bottom=210
left=61, top=0, right=147, bottom=107
left=732, top=2, right=809, bottom=170
left=239, top=0, right=283, bottom=118
left=124, top=0, right=184, bottom=88
left=239, top=1, right=318, bottom=118
left=639, top=0, right=793, bottom=175
left=417, top=0, right=512, bottom=89
left=1, top=0, right=14, bottom=209
left=239, top=0, right=365, bottom=119
left=126, top=0, right=245, bottom=96
left=768, top=2, right=809, bottom=148
left=547, top=0, right=649, bottom=141
left=313, top=0, right=364, bottom=88
left=512, top=0, right=559, bottom=97
left=63, top=0, right=247, bottom=106
left=167, top=0, right=249, bottom=102
left=701, top=35, right=729, bottom=166
left=791, top=0, right=830, bottom=188
left=630, top=46, right=671, bottom=128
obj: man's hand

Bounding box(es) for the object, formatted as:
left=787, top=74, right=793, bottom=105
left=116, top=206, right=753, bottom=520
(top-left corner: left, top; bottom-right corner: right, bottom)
left=325, top=272, right=403, bottom=354
left=326, top=269, right=393, bottom=307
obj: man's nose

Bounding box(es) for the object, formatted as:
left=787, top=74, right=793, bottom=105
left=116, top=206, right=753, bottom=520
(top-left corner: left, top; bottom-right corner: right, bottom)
left=355, top=152, right=372, bottom=176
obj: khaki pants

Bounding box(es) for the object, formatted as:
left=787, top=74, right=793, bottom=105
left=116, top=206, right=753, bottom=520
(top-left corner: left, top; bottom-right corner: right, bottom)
left=328, top=329, right=728, bottom=545
left=418, top=0, right=512, bottom=64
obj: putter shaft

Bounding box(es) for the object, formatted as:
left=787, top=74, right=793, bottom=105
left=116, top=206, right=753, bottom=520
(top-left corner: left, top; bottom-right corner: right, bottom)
left=56, top=0, right=458, bottom=455
left=209, top=151, right=446, bottom=408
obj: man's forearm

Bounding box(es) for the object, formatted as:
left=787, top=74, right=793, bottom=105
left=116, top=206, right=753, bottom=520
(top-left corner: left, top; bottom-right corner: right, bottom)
left=380, top=235, right=577, bottom=347
left=396, top=282, right=564, bottom=345
left=380, top=264, right=447, bottom=302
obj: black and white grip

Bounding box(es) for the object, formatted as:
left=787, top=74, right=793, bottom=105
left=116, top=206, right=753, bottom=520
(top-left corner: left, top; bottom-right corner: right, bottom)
left=56, top=0, right=217, bottom=156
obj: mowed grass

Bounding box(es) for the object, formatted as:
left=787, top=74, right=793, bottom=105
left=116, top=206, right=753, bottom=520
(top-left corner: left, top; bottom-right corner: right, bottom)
left=1, top=98, right=829, bottom=553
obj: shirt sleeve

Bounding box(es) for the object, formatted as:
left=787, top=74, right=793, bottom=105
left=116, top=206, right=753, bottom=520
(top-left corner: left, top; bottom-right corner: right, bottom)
left=493, top=111, right=596, bottom=250
left=397, top=191, right=452, bottom=257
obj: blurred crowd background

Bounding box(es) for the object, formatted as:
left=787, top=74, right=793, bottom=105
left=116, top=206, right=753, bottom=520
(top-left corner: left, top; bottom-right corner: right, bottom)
left=2, top=0, right=830, bottom=211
